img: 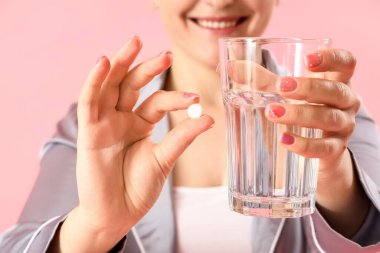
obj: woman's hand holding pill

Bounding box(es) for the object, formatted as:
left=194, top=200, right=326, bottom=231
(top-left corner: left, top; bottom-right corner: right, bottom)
left=49, top=36, right=214, bottom=253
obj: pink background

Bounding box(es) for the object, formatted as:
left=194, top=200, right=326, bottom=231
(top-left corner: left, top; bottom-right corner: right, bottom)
left=1, top=0, right=379, bottom=233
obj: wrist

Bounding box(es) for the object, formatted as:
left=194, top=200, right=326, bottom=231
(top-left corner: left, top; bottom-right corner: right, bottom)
left=316, top=150, right=350, bottom=204
left=52, top=207, right=130, bottom=253
left=316, top=149, right=370, bottom=237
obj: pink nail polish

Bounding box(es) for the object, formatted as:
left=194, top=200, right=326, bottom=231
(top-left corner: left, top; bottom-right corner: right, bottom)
left=130, top=35, right=140, bottom=43
left=159, top=50, right=172, bottom=57
left=305, top=53, right=323, bottom=68
left=279, top=77, right=297, bottom=92
left=96, top=56, right=105, bottom=64
left=280, top=133, right=295, bottom=145
left=128, top=35, right=142, bottom=49
left=266, top=104, right=286, bottom=118
left=184, top=92, right=199, bottom=100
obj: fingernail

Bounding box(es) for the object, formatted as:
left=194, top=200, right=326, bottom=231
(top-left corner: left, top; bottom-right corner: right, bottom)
left=96, top=56, right=105, bottom=65
left=129, top=35, right=141, bottom=47
left=129, top=34, right=138, bottom=41
left=215, top=64, right=220, bottom=73
left=305, top=53, right=323, bottom=68
left=184, top=92, right=199, bottom=100
left=279, top=77, right=297, bottom=92
left=158, top=50, right=172, bottom=57
left=280, top=133, right=295, bottom=145
left=265, top=104, right=286, bottom=118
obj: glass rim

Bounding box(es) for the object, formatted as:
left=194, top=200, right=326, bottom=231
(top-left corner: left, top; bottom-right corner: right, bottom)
left=219, top=37, right=332, bottom=45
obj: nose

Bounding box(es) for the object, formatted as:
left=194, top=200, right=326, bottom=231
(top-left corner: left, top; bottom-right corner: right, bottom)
left=204, top=0, right=234, bottom=9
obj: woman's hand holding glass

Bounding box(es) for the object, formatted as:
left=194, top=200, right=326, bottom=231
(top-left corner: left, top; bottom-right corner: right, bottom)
left=50, top=36, right=214, bottom=253
left=265, top=49, right=368, bottom=237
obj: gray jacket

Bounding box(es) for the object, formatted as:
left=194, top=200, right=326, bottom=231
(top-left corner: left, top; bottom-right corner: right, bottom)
left=1, top=72, right=380, bottom=253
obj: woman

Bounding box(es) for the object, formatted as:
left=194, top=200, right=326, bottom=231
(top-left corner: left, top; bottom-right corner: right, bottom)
left=1, top=0, right=380, bottom=252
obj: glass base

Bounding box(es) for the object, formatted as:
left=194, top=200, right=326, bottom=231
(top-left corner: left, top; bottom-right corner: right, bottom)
left=229, top=192, right=315, bottom=218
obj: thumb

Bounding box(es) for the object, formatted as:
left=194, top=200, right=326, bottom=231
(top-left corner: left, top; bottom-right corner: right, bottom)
left=153, top=115, right=214, bottom=176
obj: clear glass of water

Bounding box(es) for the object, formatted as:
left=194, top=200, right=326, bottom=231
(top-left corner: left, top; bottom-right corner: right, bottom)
left=219, top=38, right=332, bottom=218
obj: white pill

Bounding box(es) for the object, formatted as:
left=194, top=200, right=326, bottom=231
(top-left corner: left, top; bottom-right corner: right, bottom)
left=187, top=103, right=203, bottom=119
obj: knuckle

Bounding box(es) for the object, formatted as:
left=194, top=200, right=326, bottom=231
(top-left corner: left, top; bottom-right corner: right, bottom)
left=327, top=109, right=343, bottom=128
left=335, top=139, right=347, bottom=157
left=301, top=139, right=314, bottom=156
left=152, top=90, right=166, bottom=102
left=113, top=56, right=123, bottom=66
left=331, top=49, right=339, bottom=63
left=334, top=82, right=361, bottom=111
left=293, top=105, right=306, bottom=120
left=335, top=82, right=350, bottom=103
left=320, top=140, right=333, bottom=158
left=332, top=49, right=357, bottom=70
left=352, top=94, right=362, bottom=113
left=137, top=62, right=156, bottom=80
left=322, top=139, right=345, bottom=158
left=346, top=117, right=356, bottom=134
left=346, top=51, right=357, bottom=69
left=144, top=68, right=157, bottom=79
left=151, top=90, right=166, bottom=111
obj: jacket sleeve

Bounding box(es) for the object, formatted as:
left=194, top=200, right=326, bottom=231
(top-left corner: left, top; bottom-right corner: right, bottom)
left=0, top=105, right=129, bottom=252
left=303, top=105, right=380, bottom=252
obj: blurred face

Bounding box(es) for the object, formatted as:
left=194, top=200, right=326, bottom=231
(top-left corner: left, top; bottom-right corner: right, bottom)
left=152, top=0, right=276, bottom=67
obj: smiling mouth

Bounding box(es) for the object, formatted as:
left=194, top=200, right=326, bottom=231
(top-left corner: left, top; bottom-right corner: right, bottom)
left=190, top=17, right=248, bottom=30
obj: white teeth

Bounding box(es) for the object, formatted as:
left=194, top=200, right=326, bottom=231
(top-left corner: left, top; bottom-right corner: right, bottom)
left=197, top=20, right=238, bottom=29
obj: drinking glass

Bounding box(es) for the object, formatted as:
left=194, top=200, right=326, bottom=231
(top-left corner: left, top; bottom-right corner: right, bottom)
left=219, top=37, right=332, bottom=218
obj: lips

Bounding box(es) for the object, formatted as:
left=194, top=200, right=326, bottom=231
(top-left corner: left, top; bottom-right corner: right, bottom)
left=190, top=16, right=248, bottom=30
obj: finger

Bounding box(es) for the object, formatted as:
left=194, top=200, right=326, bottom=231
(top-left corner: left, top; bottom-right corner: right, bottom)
left=278, top=77, right=360, bottom=111
left=154, top=115, right=214, bottom=176
left=135, top=91, right=200, bottom=124
left=279, top=132, right=345, bottom=159
left=99, top=36, right=142, bottom=108
left=227, top=60, right=278, bottom=91
left=78, top=56, right=111, bottom=123
left=305, top=49, right=357, bottom=83
left=117, top=51, right=172, bottom=111
left=265, top=103, right=355, bottom=133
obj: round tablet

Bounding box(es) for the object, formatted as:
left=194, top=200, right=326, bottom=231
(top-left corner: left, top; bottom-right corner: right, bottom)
left=187, top=103, right=203, bottom=119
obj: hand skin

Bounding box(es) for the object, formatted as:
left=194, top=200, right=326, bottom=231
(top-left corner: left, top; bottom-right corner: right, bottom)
left=47, top=36, right=214, bottom=253
left=47, top=43, right=368, bottom=252
left=265, top=49, right=370, bottom=238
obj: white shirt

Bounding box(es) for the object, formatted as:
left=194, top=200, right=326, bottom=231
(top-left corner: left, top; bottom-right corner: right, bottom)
left=173, top=186, right=252, bottom=253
